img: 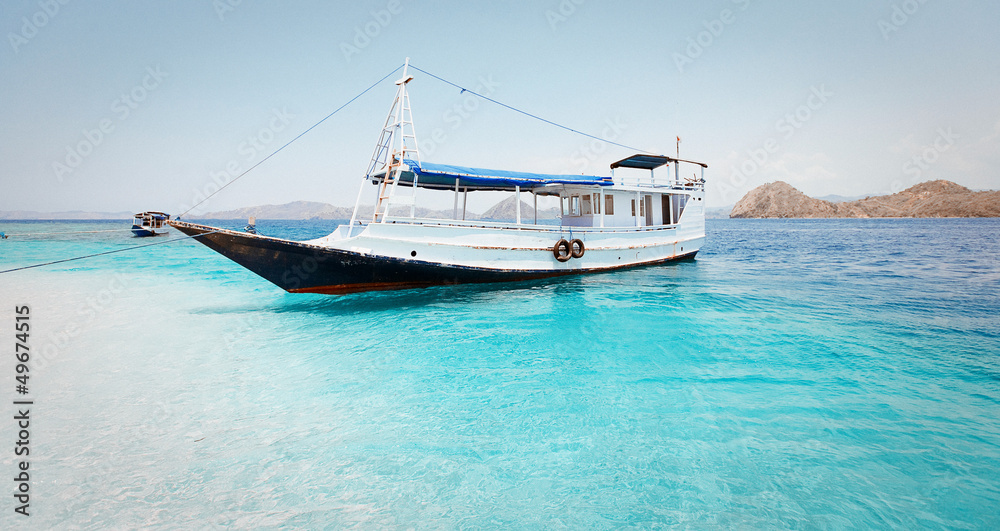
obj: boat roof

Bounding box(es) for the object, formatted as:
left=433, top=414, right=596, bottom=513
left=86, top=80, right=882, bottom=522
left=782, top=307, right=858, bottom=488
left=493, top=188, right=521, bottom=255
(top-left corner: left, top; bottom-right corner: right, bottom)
left=611, top=154, right=708, bottom=169
left=374, top=159, right=613, bottom=192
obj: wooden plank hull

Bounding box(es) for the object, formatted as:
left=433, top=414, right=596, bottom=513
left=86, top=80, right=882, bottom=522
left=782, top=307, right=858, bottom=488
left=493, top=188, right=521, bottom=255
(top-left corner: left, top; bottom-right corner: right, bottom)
left=169, top=221, right=698, bottom=294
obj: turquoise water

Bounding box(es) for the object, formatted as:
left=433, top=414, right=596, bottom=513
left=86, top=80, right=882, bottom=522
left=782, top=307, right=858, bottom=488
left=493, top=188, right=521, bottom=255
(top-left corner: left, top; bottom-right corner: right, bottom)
left=1, top=218, right=998, bottom=528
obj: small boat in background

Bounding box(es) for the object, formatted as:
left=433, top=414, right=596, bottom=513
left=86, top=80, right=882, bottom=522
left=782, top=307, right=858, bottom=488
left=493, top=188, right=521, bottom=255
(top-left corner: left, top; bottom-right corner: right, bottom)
left=132, top=211, right=170, bottom=237
left=243, top=216, right=258, bottom=235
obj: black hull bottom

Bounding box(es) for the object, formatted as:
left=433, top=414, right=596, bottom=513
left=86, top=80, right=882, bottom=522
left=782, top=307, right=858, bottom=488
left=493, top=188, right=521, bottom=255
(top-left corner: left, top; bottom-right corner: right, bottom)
left=169, top=221, right=697, bottom=295
left=132, top=225, right=167, bottom=237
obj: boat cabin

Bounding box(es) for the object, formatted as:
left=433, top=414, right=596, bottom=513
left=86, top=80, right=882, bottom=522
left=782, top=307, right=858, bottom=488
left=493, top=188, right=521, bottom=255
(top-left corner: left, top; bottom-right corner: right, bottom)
left=168, top=59, right=709, bottom=295
left=132, top=211, right=170, bottom=237
left=560, top=154, right=706, bottom=228
left=363, top=153, right=705, bottom=230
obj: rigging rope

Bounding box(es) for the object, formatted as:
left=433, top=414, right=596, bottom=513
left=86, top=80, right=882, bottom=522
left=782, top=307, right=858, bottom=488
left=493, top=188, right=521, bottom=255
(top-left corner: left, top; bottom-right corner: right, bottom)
left=176, top=63, right=405, bottom=219
left=0, top=230, right=221, bottom=275
left=408, top=64, right=655, bottom=155
left=2, top=66, right=404, bottom=274
left=1, top=228, right=132, bottom=237
left=4, top=61, right=652, bottom=275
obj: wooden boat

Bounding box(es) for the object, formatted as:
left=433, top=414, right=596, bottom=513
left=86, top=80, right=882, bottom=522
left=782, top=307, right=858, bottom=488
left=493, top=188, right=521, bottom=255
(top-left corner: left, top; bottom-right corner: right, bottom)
left=132, top=211, right=170, bottom=237
left=169, top=62, right=706, bottom=294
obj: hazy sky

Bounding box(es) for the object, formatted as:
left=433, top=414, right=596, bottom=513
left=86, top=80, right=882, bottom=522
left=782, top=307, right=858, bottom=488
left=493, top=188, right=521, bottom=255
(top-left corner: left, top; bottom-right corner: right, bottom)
left=2, top=0, right=998, bottom=214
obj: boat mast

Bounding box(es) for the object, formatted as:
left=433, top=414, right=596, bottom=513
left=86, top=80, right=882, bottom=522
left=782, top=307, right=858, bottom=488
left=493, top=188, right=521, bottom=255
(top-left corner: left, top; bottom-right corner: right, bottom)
left=348, top=58, right=421, bottom=228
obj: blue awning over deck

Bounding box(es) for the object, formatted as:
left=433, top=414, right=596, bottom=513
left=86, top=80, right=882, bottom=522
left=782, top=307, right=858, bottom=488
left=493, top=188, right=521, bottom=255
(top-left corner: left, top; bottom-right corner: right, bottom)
left=373, top=159, right=613, bottom=191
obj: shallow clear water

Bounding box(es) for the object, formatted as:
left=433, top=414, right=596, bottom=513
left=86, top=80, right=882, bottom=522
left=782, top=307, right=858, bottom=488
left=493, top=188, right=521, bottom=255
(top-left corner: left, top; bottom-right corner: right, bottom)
left=1, top=218, right=998, bottom=528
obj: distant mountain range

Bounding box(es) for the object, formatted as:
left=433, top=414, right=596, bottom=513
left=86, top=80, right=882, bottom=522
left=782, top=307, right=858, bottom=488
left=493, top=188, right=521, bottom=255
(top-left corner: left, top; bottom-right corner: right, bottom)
left=705, top=205, right=734, bottom=219
left=186, top=198, right=559, bottom=221
left=731, top=180, right=1000, bottom=218
left=7, top=180, right=995, bottom=221
left=814, top=194, right=867, bottom=203
left=478, top=196, right=560, bottom=221
left=0, top=198, right=559, bottom=221
left=0, top=209, right=134, bottom=220
left=187, top=201, right=458, bottom=221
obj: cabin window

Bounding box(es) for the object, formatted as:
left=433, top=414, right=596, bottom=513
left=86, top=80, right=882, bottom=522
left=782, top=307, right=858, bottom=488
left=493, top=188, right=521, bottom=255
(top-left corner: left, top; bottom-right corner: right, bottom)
left=571, top=195, right=581, bottom=216
left=605, top=195, right=614, bottom=215
left=561, top=197, right=570, bottom=216
left=581, top=195, right=592, bottom=215
left=593, top=193, right=601, bottom=214
left=632, top=199, right=646, bottom=217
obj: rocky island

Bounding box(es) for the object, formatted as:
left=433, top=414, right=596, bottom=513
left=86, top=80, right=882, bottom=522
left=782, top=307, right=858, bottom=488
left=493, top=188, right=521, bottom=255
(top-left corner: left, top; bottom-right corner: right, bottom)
left=730, top=180, right=1000, bottom=218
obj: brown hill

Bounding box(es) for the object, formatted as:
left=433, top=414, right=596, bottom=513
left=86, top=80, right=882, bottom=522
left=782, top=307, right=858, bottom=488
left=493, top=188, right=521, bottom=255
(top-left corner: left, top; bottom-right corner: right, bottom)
left=730, top=180, right=1000, bottom=218
left=479, top=196, right=560, bottom=221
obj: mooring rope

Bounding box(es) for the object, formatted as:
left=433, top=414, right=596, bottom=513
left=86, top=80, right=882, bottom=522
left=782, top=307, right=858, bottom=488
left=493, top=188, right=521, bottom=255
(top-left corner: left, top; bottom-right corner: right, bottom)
left=175, top=63, right=405, bottom=219
left=4, top=60, right=651, bottom=274
left=409, top=64, right=655, bottom=155
left=1, top=228, right=132, bottom=238
left=0, top=230, right=221, bottom=275
left=0, top=66, right=406, bottom=273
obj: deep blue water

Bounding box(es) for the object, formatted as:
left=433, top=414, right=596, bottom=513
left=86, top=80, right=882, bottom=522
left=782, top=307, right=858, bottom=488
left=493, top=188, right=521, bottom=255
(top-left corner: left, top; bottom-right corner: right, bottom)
left=1, top=218, right=998, bottom=528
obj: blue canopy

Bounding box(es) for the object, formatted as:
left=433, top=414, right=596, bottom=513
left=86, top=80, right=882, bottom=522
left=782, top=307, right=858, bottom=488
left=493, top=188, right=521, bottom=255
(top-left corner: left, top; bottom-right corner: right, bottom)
left=373, top=159, right=612, bottom=192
